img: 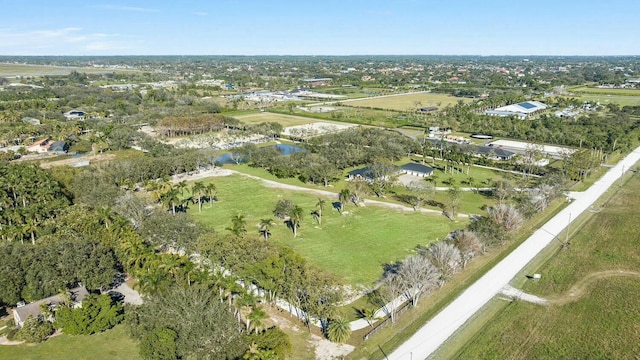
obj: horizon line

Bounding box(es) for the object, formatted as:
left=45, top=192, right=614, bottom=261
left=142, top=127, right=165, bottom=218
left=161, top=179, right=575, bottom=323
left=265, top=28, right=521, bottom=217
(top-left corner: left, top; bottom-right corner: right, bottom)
left=0, top=54, right=639, bottom=57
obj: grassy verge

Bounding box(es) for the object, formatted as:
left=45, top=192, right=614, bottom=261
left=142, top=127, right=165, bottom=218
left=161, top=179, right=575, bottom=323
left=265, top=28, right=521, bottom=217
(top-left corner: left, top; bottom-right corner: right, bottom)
left=444, top=165, right=640, bottom=359
left=0, top=324, right=140, bottom=360
left=347, top=194, right=569, bottom=359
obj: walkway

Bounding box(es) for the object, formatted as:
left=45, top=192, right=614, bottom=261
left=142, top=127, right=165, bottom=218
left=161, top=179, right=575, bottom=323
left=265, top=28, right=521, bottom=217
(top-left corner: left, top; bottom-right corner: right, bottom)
left=389, top=145, right=640, bottom=360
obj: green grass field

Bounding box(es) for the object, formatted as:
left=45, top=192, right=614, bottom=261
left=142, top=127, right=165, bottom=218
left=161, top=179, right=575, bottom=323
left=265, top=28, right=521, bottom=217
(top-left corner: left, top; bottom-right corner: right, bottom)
left=570, top=86, right=640, bottom=96
left=234, top=112, right=315, bottom=127
left=344, top=92, right=471, bottom=111
left=0, top=63, right=139, bottom=77
left=0, top=324, right=140, bottom=360
left=189, top=174, right=460, bottom=286
left=453, top=170, right=640, bottom=359
left=570, top=93, right=640, bottom=107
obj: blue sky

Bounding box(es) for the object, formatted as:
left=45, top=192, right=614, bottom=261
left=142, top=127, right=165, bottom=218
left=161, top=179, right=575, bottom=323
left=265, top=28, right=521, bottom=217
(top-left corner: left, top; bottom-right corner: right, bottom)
left=0, top=0, right=638, bottom=56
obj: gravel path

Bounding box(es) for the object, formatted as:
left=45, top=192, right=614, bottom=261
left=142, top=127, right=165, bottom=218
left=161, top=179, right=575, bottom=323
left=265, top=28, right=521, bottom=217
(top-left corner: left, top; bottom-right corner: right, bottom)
left=389, top=145, right=640, bottom=360
left=173, top=167, right=465, bottom=217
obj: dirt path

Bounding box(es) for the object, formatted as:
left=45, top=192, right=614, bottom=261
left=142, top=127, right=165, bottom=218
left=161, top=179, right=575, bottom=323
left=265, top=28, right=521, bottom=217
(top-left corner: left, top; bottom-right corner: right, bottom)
left=548, top=270, right=640, bottom=305
left=173, top=166, right=466, bottom=217
left=38, top=153, right=116, bottom=169
left=263, top=305, right=354, bottom=360
left=241, top=172, right=467, bottom=217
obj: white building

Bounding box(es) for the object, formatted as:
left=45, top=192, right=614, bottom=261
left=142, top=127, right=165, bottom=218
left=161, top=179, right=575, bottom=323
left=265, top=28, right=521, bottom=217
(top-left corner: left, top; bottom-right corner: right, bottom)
left=485, top=101, right=548, bottom=119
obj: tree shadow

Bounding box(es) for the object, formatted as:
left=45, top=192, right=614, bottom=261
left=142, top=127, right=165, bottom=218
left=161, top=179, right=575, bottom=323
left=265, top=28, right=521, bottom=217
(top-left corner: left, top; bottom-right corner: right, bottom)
left=332, top=201, right=342, bottom=211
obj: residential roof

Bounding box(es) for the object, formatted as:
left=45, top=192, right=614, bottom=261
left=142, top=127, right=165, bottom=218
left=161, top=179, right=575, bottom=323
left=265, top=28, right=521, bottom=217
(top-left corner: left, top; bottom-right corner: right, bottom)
left=48, top=141, right=68, bottom=152
left=347, top=166, right=373, bottom=178
left=14, top=286, right=88, bottom=327
left=27, top=138, right=50, bottom=148
left=401, top=163, right=434, bottom=174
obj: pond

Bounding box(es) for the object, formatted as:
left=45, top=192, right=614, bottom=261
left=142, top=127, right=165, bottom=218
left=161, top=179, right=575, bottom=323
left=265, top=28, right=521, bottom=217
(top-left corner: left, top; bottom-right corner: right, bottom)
left=215, top=143, right=304, bottom=164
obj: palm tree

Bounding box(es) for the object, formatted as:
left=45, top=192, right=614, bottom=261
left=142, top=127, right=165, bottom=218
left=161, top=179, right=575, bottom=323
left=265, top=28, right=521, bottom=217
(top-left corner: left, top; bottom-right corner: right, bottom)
left=247, top=306, right=268, bottom=334
left=228, top=214, right=247, bottom=236
left=259, top=218, right=274, bottom=239
left=161, top=187, right=180, bottom=214
left=175, top=180, right=188, bottom=197
left=289, top=206, right=304, bottom=238
left=315, top=198, right=325, bottom=225
left=191, top=181, right=206, bottom=212
left=22, top=217, right=37, bottom=245
left=205, top=183, right=217, bottom=208
left=97, top=206, right=114, bottom=229
left=338, top=189, right=351, bottom=213
left=358, top=307, right=380, bottom=327
left=135, top=267, right=169, bottom=295
left=327, top=317, right=351, bottom=343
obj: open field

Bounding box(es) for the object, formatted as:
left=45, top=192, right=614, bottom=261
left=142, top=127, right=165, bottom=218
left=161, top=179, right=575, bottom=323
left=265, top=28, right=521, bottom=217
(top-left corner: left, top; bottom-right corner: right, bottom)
left=0, top=63, right=139, bottom=77
left=189, top=174, right=459, bottom=286
left=569, top=93, right=640, bottom=107
left=0, top=324, right=140, bottom=360
left=570, top=86, right=640, bottom=96
left=452, top=170, right=640, bottom=359
left=343, top=92, right=471, bottom=111
left=234, top=112, right=315, bottom=127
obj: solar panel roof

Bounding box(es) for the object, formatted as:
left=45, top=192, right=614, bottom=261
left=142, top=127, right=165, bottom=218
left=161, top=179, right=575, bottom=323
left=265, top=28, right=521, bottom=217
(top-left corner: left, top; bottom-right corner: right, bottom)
left=517, top=102, right=537, bottom=109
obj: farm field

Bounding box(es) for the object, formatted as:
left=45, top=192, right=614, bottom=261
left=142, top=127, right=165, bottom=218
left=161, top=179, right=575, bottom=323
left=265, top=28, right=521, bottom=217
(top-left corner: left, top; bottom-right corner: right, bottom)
left=235, top=111, right=354, bottom=128
left=570, top=93, right=640, bottom=107
left=189, top=174, right=460, bottom=286
left=0, top=63, right=139, bottom=77
left=452, top=170, right=640, bottom=359
left=0, top=324, right=140, bottom=360
left=343, top=92, right=471, bottom=111
left=570, top=86, right=640, bottom=96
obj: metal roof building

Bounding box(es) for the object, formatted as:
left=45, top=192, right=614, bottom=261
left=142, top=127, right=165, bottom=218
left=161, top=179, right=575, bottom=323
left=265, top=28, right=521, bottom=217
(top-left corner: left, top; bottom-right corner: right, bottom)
left=485, top=101, right=547, bottom=119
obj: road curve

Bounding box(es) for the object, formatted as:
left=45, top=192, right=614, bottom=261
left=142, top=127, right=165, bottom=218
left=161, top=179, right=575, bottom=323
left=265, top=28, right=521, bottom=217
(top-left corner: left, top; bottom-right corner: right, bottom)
left=389, top=146, right=640, bottom=360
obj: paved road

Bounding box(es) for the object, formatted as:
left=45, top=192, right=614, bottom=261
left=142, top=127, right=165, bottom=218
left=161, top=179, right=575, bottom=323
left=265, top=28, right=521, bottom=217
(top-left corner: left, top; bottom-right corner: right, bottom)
left=389, top=146, right=640, bottom=360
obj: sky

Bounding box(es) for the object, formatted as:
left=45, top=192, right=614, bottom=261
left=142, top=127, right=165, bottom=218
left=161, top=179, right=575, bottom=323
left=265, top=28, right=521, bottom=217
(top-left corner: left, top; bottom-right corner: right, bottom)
left=0, top=0, right=638, bottom=56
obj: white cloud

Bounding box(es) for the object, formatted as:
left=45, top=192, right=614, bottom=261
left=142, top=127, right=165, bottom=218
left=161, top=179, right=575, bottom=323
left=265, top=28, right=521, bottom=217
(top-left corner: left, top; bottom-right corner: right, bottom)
left=94, top=5, right=160, bottom=13
left=193, top=11, right=208, bottom=16
left=0, top=27, right=135, bottom=54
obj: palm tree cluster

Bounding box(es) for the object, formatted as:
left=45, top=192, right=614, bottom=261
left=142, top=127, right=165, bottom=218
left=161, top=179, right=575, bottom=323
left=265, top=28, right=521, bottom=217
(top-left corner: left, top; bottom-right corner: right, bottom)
left=144, top=178, right=216, bottom=214
left=155, top=114, right=230, bottom=137
left=0, top=163, right=70, bottom=244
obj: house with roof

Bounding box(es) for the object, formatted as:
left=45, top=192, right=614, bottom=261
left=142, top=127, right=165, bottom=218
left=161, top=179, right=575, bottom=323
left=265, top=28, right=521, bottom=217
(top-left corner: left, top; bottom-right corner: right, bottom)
left=347, top=166, right=375, bottom=182
left=21, top=117, right=41, bottom=126
left=13, top=286, right=89, bottom=328
left=400, top=163, right=434, bottom=177
left=475, top=145, right=516, bottom=161
left=26, top=138, right=51, bottom=153
left=63, top=110, right=86, bottom=120
left=48, top=141, right=69, bottom=153
left=485, top=101, right=547, bottom=119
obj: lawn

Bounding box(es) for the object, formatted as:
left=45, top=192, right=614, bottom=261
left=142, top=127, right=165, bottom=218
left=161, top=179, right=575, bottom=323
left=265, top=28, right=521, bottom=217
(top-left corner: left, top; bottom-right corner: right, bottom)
left=570, top=93, right=640, bottom=107
left=234, top=112, right=314, bottom=127
left=570, top=86, right=640, bottom=96
left=0, top=63, right=139, bottom=77
left=453, top=170, right=640, bottom=359
left=0, top=324, right=140, bottom=360
left=189, top=174, right=460, bottom=286
left=344, top=92, right=471, bottom=111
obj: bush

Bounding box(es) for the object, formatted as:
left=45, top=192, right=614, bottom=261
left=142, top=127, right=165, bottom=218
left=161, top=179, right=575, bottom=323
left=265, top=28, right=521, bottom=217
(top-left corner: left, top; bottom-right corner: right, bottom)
left=15, top=316, right=55, bottom=343
left=327, top=317, right=351, bottom=343
left=55, top=294, right=124, bottom=335
left=243, top=327, right=292, bottom=359
left=140, top=327, right=178, bottom=360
